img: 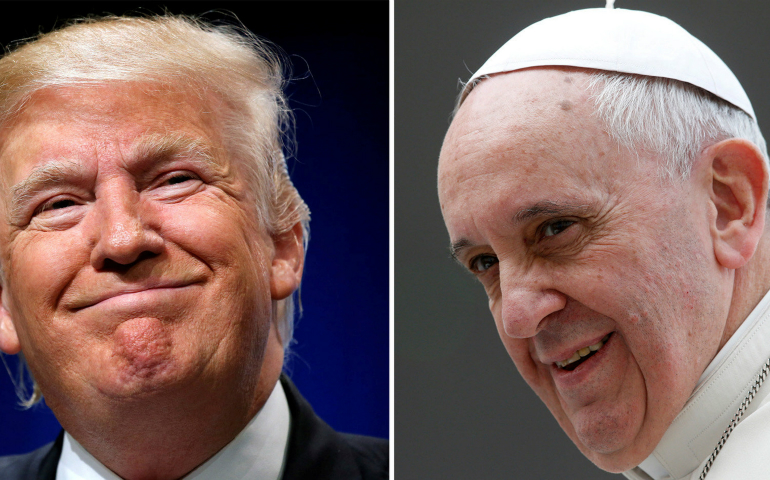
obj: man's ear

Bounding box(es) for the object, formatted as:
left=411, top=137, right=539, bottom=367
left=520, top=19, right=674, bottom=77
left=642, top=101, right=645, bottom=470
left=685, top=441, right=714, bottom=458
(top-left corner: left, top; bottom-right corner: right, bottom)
left=270, top=222, right=305, bottom=300
left=707, top=138, right=769, bottom=269
left=0, top=288, right=20, bottom=355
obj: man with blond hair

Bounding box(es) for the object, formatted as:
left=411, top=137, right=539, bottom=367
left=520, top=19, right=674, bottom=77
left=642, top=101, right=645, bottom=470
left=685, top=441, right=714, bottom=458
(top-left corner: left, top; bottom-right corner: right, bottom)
left=439, top=6, right=770, bottom=479
left=0, top=14, right=387, bottom=480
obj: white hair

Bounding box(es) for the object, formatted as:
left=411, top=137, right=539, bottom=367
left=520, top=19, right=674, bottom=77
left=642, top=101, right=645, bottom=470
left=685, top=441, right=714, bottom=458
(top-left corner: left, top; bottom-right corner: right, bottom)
left=586, top=71, right=768, bottom=181
left=0, top=15, right=311, bottom=406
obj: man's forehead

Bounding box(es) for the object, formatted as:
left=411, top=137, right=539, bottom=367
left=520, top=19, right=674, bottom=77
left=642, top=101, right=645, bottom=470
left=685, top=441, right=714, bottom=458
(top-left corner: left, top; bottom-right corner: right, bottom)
left=439, top=69, right=598, bottom=182
left=3, top=84, right=224, bottom=155
left=447, top=70, right=590, bottom=143
left=18, top=83, right=221, bottom=124
left=464, top=68, right=591, bottom=110
left=0, top=84, right=234, bottom=197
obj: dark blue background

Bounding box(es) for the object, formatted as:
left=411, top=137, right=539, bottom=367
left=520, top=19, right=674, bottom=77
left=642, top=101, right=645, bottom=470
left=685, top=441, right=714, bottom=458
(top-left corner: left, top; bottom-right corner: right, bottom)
left=0, top=1, right=389, bottom=455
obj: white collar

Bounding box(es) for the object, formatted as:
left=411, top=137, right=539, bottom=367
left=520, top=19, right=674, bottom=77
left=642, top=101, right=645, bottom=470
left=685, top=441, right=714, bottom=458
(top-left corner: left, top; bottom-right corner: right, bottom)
left=56, top=380, right=291, bottom=480
left=630, top=290, right=770, bottom=480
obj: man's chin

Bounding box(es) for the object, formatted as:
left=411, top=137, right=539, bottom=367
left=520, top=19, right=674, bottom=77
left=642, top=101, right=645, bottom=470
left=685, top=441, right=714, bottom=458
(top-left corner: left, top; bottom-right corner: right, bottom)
left=94, top=363, right=183, bottom=400
left=566, top=406, right=650, bottom=473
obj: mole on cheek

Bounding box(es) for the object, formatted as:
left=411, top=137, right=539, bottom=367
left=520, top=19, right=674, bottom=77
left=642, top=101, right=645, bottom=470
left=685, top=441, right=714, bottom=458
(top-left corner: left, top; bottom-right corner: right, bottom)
left=559, top=100, right=573, bottom=111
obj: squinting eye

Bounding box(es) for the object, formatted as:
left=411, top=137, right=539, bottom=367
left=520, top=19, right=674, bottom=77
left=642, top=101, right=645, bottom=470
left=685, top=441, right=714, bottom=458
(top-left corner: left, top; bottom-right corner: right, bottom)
left=542, top=219, right=575, bottom=238
left=38, top=198, right=77, bottom=214
left=166, top=173, right=197, bottom=185
left=470, top=254, right=498, bottom=273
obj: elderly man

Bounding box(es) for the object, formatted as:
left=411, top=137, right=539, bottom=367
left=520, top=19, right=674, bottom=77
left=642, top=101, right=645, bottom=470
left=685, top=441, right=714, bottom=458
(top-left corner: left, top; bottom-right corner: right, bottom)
left=439, top=6, right=770, bottom=480
left=0, top=14, right=387, bottom=480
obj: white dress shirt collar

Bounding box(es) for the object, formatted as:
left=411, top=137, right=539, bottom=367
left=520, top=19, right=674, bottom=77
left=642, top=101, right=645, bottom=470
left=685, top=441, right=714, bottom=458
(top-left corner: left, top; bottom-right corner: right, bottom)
left=56, top=380, right=291, bottom=480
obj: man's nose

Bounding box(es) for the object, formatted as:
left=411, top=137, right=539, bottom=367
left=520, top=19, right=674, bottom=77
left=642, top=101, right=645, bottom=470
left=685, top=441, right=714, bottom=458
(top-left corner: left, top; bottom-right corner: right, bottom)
left=89, top=188, right=164, bottom=270
left=498, top=265, right=566, bottom=338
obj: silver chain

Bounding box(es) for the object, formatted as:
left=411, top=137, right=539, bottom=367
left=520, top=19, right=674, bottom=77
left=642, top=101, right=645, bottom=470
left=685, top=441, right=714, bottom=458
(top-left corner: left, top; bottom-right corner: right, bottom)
left=698, top=358, right=770, bottom=479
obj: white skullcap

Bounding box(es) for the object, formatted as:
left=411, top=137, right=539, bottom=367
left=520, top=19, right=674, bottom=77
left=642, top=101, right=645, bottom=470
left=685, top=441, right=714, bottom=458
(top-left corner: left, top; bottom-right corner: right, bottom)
left=461, top=7, right=755, bottom=119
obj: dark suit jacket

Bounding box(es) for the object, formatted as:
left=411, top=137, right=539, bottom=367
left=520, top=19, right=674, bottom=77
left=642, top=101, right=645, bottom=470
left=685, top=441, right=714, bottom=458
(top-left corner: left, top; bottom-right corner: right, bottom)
left=0, top=375, right=389, bottom=479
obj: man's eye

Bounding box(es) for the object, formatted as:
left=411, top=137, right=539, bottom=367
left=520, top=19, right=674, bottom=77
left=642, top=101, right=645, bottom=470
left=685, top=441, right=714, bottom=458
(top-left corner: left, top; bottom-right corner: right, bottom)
left=542, top=219, right=575, bottom=238
left=470, top=254, right=498, bottom=273
left=38, top=198, right=77, bottom=214
left=165, top=173, right=197, bottom=185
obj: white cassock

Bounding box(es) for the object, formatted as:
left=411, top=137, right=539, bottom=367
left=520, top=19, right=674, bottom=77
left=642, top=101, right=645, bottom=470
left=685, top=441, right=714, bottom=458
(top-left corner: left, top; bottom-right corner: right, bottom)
left=623, top=291, right=770, bottom=480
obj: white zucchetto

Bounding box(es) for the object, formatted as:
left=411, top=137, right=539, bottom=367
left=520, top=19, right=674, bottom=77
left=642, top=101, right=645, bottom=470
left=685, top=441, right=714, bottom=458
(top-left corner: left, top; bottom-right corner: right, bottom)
left=461, top=8, right=754, bottom=119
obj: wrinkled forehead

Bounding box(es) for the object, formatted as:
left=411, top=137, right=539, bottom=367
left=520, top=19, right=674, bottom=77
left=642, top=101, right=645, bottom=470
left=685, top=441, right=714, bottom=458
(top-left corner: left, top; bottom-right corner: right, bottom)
left=438, top=68, right=600, bottom=196
left=0, top=83, right=233, bottom=185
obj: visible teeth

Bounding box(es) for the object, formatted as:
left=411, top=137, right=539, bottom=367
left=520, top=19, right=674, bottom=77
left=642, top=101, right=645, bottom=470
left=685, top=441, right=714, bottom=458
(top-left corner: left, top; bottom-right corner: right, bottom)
left=556, top=334, right=611, bottom=368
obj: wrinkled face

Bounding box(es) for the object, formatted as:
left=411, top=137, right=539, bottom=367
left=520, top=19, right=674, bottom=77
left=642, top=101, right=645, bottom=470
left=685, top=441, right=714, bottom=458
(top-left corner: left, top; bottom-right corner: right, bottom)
left=438, top=69, right=732, bottom=471
left=0, top=83, right=290, bottom=414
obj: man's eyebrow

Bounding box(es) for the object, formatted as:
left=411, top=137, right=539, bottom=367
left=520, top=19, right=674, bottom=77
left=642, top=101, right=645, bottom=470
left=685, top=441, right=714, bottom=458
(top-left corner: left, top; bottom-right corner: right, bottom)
left=131, top=133, right=221, bottom=170
left=9, top=160, right=82, bottom=225
left=512, top=200, right=590, bottom=224
left=449, top=238, right=474, bottom=262
left=448, top=200, right=591, bottom=262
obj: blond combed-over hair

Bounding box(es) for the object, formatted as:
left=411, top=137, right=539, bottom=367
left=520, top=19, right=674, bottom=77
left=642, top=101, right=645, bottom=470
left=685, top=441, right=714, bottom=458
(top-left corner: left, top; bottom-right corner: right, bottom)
left=0, top=15, right=311, bottom=406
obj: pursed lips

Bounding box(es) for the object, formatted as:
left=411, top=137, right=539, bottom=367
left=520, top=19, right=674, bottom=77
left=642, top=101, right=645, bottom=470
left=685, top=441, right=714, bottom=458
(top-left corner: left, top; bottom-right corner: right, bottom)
left=67, top=280, right=198, bottom=310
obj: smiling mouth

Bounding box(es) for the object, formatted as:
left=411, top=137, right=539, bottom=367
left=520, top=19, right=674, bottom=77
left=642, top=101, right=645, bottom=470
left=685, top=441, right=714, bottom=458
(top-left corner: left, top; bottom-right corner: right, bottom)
left=555, top=333, right=612, bottom=371
left=72, top=283, right=196, bottom=311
